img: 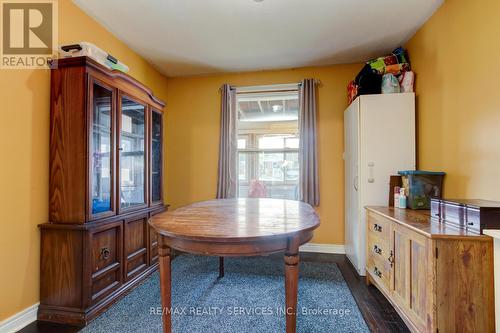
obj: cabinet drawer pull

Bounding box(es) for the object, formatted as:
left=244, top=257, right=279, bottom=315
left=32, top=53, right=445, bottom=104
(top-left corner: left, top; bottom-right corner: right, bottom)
left=388, top=250, right=394, bottom=267
left=100, top=247, right=110, bottom=260
left=373, top=223, right=382, bottom=232
left=374, top=266, right=382, bottom=278
left=373, top=245, right=382, bottom=255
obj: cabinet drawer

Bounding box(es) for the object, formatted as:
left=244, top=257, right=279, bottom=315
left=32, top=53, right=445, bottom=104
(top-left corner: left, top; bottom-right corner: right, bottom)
left=124, top=216, right=148, bottom=281
left=367, top=212, right=391, bottom=244
left=465, top=208, right=481, bottom=233
left=367, top=252, right=391, bottom=291
left=442, top=202, right=466, bottom=229
left=367, top=235, right=391, bottom=263
left=89, top=222, right=123, bottom=303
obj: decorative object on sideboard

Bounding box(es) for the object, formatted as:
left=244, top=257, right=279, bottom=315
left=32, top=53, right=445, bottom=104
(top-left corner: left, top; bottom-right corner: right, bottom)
left=431, top=198, right=500, bottom=234
left=388, top=175, right=402, bottom=207
left=398, top=187, right=406, bottom=210
left=398, top=170, right=445, bottom=209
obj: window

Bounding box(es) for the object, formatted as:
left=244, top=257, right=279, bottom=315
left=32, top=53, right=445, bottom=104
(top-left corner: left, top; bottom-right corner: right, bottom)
left=236, top=87, right=299, bottom=200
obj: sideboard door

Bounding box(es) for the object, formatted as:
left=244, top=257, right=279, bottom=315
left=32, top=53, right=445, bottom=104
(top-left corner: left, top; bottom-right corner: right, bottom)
left=392, top=224, right=432, bottom=332
left=123, top=214, right=149, bottom=281
left=407, top=232, right=431, bottom=332
left=88, top=221, right=123, bottom=305
left=391, top=224, right=410, bottom=308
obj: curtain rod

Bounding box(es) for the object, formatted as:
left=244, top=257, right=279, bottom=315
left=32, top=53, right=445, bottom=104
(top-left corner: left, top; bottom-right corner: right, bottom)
left=220, top=80, right=321, bottom=92
left=235, top=89, right=298, bottom=94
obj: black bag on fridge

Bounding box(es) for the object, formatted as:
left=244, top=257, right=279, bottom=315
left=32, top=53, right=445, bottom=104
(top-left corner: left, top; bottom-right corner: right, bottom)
left=355, top=64, right=382, bottom=95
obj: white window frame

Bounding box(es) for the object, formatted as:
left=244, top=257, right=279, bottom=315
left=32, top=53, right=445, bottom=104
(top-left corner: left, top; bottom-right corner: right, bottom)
left=235, top=84, right=300, bottom=198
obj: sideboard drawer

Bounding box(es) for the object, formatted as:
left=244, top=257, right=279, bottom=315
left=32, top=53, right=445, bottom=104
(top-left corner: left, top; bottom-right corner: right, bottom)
left=367, top=211, right=391, bottom=246
left=367, top=235, right=391, bottom=263
left=367, top=252, right=391, bottom=291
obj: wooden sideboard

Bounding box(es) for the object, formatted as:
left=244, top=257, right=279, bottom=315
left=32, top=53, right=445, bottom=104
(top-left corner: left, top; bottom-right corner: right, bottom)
left=39, top=56, right=166, bottom=325
left=365, top=206, right=495, bottom=333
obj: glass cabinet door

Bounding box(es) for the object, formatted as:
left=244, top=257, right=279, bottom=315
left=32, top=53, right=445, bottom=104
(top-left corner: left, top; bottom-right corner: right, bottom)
left=91, top=82, right=114, bottom=216
left=119, top=96, right=146, bottom=209
left=151, top=110, right=163, bottom=204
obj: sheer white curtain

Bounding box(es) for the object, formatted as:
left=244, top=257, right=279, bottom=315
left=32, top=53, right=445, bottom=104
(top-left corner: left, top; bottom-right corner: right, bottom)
left=216, top=84, right=237, bottom=198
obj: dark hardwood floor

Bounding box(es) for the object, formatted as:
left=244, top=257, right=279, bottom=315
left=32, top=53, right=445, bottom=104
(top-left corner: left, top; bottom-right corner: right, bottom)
left=19, top=253, right=408, bottom=333
left=299, top=252, right=409, bottom=333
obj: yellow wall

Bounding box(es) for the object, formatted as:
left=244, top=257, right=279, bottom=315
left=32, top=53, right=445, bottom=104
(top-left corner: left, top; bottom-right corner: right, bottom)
left=406, top=0, right=500, bottom=200
left=165, top=64, right=361, bottom=245
left=0, top=0, right=168, bottom=320
left=8, top=0, right=496, bottom=321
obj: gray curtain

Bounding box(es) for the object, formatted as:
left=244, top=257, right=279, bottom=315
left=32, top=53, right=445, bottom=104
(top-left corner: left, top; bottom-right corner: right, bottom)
left=299, top=79, right=319, bottom=206
left=216, top=84, right=237, bottom=199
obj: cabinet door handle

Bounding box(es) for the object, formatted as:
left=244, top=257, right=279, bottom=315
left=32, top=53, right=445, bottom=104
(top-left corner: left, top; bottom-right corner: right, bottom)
left=374, top=266, right=382, bottom=278
left=373, top=223, right=382, bottom=232
left=388, top=250, right=394, bottom=267
left=373, top=245, right=382, bottom=255
left=100, top=247, right=110, bottom=260
left=368, top=161, right=375, bottom=183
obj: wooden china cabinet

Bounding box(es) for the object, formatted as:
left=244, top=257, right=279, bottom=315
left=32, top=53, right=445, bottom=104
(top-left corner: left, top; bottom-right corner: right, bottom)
left=38, top=56, right=166, bottom=325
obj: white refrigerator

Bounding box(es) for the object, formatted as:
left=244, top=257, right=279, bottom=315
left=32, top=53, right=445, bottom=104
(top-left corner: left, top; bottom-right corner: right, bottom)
left=344, top=93, right=416, bottom=276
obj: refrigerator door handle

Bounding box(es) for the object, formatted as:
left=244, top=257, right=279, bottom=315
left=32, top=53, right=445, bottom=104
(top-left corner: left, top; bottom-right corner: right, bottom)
left=353, top=175, right=359, bottom=191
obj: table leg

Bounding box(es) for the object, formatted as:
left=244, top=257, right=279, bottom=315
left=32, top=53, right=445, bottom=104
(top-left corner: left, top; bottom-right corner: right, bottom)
left=219, top=256, right=224, bottom=278
left=158, top=237, right=172, bottom=333
left=285, top=237, right=300, bottom=333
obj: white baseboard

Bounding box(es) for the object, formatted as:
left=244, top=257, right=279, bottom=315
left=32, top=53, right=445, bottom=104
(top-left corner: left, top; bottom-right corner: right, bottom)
left=0, top=303, right=39, bottom=333
left=299, top=242, right=345, bottom=254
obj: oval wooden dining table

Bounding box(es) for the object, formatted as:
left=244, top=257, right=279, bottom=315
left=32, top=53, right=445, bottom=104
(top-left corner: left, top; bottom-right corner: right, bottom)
left=149, top=198, right=320, bottom=333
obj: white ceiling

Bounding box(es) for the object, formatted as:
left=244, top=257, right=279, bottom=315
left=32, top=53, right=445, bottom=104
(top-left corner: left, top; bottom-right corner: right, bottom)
left=73, top=0, right=443, bottom=77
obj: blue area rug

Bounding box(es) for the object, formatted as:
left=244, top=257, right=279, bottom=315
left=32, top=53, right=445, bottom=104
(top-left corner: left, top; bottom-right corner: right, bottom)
left=81, top=255, right=369, bottom=333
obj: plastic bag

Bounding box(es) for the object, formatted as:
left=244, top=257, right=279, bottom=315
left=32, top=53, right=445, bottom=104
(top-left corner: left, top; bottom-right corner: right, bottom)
left=381, top=73, right=400, bottom=94
left=398, top=71, right=414, bottom=93
left=355, top=64, right=382, bottom=95
left=347, top=80, right=358, bottom=104
left=367, top=47, right=411, bottom=76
